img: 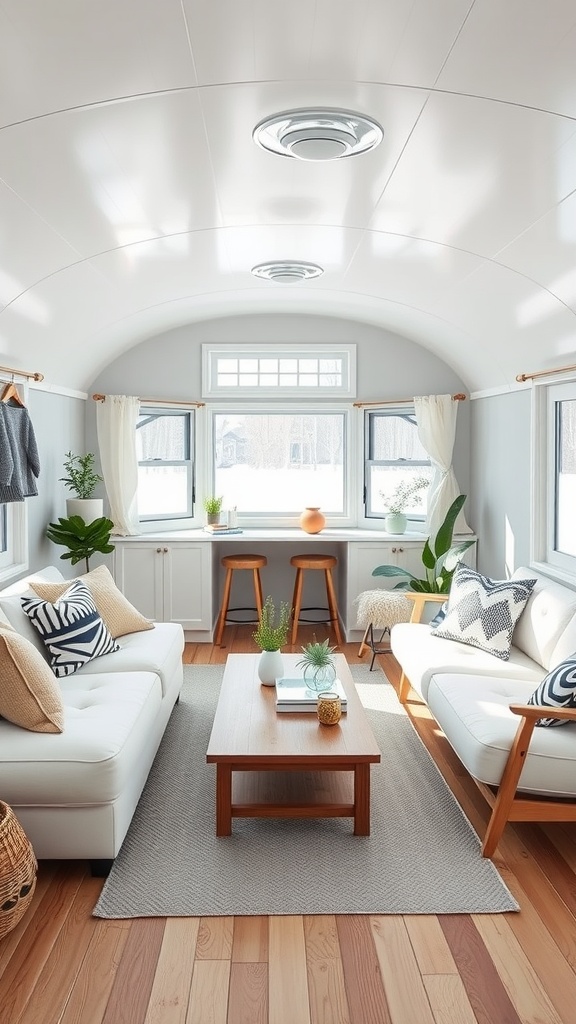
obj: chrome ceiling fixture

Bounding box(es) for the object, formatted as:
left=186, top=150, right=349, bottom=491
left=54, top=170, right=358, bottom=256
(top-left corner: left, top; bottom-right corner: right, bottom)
left=251, top=261, right=324, bottom=283
left=253, top=107, right=383, bottom=161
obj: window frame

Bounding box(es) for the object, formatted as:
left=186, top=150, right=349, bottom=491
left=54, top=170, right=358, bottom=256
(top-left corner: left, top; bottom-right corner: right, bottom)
left=363, top=406, right=431, bottom=524
left=202, top=343, right=357, bottom=400
left=531, top=377, right=576, bottom=584
left=136, top=404, right=196, bottom=525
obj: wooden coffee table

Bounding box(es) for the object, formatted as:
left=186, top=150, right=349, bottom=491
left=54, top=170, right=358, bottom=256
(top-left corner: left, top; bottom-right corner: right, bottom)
left=206, top=653, right=381, bottom=836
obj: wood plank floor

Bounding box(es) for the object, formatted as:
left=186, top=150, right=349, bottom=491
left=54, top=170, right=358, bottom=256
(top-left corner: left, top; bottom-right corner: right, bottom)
left=3, top=625, right=576, bottom=1024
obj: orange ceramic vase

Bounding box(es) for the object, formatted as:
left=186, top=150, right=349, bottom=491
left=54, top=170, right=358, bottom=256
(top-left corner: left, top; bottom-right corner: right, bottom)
left=299, top=507, right=326, bottom=534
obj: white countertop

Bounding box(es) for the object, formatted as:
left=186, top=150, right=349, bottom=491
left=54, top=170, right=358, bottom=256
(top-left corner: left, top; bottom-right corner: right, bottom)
left=114, top=527, right=440, bottom=543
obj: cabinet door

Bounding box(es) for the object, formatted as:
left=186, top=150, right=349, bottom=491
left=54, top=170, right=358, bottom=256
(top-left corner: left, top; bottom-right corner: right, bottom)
left=345, top=541, right=424, bottom=638
left=113, top=543, right=164, bottom=621
left=164, top=544, right=211, bottom=630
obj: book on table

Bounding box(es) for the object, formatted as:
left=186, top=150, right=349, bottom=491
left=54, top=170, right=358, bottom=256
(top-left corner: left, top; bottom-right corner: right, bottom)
left=202, top=525, right=243, bottom=534
left=275, top=676, right=348, bottom=713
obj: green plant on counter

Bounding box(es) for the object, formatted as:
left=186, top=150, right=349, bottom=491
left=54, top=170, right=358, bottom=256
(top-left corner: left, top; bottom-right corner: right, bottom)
left=203, top=496, right=223, bottom=515
left=46, top=515, right=115, bottom=574
left=59, top=452, right=103, bottom=499
left=253, top=596, right=291, bottom=651
left=372, top=494, right=476, bottom=594
left=381, top=475, right=430, bottom=513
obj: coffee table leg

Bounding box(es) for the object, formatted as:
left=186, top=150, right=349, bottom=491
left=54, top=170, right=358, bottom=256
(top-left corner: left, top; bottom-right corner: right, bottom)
left=354, top=763, right=371, bottom=836
left=216, top=764, right=232, bottom=836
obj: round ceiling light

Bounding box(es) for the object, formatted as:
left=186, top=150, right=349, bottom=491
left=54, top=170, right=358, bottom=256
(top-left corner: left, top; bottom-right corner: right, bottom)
left=251, top=261, right=324, bottom=283
left=253, top=108, right=383, bottom=161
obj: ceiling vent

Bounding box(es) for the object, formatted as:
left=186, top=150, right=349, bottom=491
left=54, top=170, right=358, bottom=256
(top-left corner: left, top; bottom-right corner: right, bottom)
left=251, top=261, right=324, bottom=283
left=253, top=108, right=383, bottom=161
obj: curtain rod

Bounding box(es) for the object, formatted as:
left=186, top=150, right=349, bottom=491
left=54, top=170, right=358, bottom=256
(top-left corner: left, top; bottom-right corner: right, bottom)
left=516, top=363, right=576, bottom=383
left=0, top=364, right=44, bottom=382
left=92, top=393, right=204, bottom=408
left=353, top=393, right=466, bottom=408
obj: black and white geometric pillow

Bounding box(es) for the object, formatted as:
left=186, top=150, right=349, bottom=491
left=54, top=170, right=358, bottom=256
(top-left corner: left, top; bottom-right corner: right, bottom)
left=21, top=579, right=119, bottom=677
left=528, top=657, right=576, bottom=727
left=431, top=564, right=537, bottom=660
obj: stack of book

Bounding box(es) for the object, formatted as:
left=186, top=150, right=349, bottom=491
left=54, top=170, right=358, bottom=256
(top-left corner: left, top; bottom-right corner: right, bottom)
left=275, top=676, right=348, bottom=713
left=203, top=524, right=243, bottom=535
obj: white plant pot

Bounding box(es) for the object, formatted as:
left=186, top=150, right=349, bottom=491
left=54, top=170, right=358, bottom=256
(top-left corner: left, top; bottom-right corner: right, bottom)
left=385, top=512, right=407, bottom=534
left=66, top=498, right=104, bottom=523
left=258, top=649, right=284, bottom=686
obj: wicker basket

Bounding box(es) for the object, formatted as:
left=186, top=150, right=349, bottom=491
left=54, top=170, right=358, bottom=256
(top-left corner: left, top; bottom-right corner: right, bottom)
left=0, top=801, right=37, bottom=940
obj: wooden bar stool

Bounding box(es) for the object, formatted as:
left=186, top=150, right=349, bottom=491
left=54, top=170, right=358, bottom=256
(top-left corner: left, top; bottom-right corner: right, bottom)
left=290, top=554, right=343, bottom=647
left=215, top=553, right=267, bottom=647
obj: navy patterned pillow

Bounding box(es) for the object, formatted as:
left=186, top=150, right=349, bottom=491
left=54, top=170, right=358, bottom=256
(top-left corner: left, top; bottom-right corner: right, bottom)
left=528, top=657, right=576, bottom=727
left=431, top=564, right=537, bottom=660
left=21, top=579, right=119, bottom=677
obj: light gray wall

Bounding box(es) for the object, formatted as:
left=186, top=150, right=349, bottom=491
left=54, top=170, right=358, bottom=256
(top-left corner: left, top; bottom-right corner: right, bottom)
left=88, top=313, right=472, bottom=511
left=469, top=390, right=531, bottom=577
left=24, top=389, right=86, bottom=576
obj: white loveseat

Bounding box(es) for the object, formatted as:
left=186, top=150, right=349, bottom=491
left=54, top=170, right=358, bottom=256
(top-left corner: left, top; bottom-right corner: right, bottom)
left=0, top=565, right=184, bottom=867
left=390, top=566, right=576, bottom=856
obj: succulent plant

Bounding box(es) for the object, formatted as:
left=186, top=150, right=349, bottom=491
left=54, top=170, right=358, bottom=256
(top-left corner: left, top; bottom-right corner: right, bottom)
left=296, top=637, right=336, bottom=670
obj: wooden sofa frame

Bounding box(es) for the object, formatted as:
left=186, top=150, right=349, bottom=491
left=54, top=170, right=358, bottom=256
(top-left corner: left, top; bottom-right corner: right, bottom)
left=395, top=591, right=576, bottom=857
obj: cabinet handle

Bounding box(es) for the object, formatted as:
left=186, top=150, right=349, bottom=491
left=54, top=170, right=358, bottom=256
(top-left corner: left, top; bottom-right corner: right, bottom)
left=156, top=547, right=162, bottom=553
left=398, top=547, right=404, bottom=553
left=163, top=547, right=169, bottom=553
left=391, top=547, right=397, bottom=553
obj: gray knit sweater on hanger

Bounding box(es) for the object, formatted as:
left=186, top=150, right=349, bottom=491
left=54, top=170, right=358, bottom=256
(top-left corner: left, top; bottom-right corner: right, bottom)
left=0, top=402, right=40, bottom=501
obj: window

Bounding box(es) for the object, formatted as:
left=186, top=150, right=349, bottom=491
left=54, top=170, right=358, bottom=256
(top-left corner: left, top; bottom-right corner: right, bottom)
left=534, top=380, right=576, bottom=579
left=212, top=410, right=347, bottom=516
left=203, top=344, right=356, bottom=398
left=136, top=408, right=194, bottom=521
left=364, top=408, right=432, bottom=520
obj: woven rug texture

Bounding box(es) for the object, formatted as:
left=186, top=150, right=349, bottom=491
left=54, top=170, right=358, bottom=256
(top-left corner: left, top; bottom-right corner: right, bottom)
left=94, top=663, right=519, bottom=918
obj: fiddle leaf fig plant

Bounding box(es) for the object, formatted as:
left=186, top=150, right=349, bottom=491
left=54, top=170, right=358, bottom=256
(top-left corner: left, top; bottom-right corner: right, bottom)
left=372, top=494, right=476, bottom=594
left=46, top=515, right=115, bottom=574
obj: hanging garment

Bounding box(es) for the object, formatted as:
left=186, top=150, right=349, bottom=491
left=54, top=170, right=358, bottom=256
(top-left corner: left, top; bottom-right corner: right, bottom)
left=0, top=402, right=40, bottom=501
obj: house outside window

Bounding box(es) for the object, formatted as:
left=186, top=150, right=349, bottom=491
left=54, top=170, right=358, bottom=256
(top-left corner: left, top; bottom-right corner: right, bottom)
left=364, top=408, right=432, bottom=521
left=136, top=407, right=194, bottom=522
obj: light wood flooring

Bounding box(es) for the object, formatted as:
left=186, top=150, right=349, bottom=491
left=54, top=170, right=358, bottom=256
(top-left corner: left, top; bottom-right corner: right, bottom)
left=3, top=625, right=576, bottom=1024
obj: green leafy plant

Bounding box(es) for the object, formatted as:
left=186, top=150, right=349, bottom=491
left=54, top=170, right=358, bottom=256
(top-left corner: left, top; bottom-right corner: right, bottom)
left=203, top=496, right=223, bottom=515
left=253, top=595, right=291, bottom=651
left=372, top=494, right=476, bottom=593
left=296, top=637, right=336, bottom=670
left=46, top=515, right=115, bottom=574
left=381, top=475, right=430, bottom=514
left=59, top=451, right=103, bottom=500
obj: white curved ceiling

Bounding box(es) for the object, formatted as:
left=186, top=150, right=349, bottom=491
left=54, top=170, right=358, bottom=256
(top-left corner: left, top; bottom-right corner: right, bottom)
left=1, top=0, right=576, bottom=393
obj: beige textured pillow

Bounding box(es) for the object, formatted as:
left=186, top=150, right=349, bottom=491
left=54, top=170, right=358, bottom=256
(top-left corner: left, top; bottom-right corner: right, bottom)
left=29, top=564, right=154, bottom=639
left=0, top=630, right=64, bottom=733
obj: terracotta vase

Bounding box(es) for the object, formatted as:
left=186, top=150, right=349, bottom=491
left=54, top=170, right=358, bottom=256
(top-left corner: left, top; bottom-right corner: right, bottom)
left=299, top=507, right=326, bottom=534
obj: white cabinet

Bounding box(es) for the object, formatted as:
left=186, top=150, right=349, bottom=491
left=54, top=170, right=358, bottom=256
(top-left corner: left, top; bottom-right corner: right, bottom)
left=114, top=541, right=212, bottom=632
left=345, top=541, right=425, bottom=638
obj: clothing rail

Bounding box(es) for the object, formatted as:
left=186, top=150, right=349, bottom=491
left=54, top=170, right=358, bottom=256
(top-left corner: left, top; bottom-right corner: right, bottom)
left=92, top=393, right=204, bottom=407
left=516, top=363, right=576, bottom=383
left=0, top=364, right=44, bottom=382
left=353, top=393, right=466, bottom=408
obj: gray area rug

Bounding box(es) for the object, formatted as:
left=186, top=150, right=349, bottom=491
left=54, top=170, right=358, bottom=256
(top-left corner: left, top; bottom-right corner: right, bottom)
left=94, top=663, right=519, bottom=917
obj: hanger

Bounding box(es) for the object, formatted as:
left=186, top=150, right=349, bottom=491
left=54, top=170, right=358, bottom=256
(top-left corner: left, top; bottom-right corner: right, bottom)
left=0, top=379, right=25, bottom=407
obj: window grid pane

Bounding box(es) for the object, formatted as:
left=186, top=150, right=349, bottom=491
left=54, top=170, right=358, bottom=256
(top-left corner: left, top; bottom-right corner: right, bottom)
left=215, top=355, right=345, bottom=390
left=366, top=409, right=432, bottom=519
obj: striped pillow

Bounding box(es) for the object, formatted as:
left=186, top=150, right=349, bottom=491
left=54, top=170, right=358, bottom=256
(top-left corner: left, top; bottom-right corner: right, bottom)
left=21, top=579, right=119, bottom=678
left=528, top=657, right=576, bottom=727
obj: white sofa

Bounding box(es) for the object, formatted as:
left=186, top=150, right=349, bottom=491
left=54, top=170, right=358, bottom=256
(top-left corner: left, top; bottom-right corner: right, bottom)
left=0, top=566, right=184, bottom=867
left=390, top=566, right=576, bottom=856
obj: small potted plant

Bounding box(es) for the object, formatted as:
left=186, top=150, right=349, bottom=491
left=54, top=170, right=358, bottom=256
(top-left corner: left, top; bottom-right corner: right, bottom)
left=296, top=637, right=337, bottom=692
left=60, top=451, right=104, bottom=522
left=380, top=475, right=430, bottom=535
left=203, top=495, right=223, bottom=525
left=253, top=595, right=291, bottom=685
left=46, top=515, right=115, bottom=574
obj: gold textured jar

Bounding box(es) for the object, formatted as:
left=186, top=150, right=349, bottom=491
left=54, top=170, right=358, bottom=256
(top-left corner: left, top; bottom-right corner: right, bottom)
left=317, top=691, right=342, bottom=726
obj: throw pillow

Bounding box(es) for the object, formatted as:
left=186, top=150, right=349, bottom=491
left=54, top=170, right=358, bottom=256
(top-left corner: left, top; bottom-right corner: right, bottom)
left=528, top=657, right=576, bottom=727
left=21, top=580, right=120, bottom=678
left=0, top=628, right=64, bottom=732
left=431, top=564, right=537, bottom=660
left=29, top=564, right=154, bottom=639
left=429, top=601, right=448, bottom=629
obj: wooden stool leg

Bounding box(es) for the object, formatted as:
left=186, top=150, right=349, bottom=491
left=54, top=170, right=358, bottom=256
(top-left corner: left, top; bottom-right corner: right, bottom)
left=291, top=568, right=304, bottom=645
left=324, top=568, right=343, bottom=646
left=253, top=568, right=264, bottom=622
left=358, top=623, right=371, bottom=658
left=215, top=567, right=234, bottom=646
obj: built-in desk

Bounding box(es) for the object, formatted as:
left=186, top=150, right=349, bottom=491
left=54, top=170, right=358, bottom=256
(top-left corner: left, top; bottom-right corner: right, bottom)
left=113, top=528, right=476, bottom=643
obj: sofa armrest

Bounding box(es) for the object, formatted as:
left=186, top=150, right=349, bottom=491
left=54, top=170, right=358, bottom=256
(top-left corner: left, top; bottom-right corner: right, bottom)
left=510, top=703, right=576, bottom=723
left=403, top=591, right=447, bottom=624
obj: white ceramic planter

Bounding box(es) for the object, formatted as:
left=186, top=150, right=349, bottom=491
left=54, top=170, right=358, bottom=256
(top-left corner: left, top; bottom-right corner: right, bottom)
left=385, top=512, right=407, bottom=534
left=258, top=649, right=284, bottom=686
left=66, top=498, right=104, bottom=523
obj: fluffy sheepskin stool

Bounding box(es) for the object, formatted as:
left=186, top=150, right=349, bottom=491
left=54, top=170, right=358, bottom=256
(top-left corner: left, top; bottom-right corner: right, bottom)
left=356, top=590, right=412, bottom=670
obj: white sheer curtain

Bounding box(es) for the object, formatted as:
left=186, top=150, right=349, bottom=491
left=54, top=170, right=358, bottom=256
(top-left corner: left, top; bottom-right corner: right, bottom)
left=414, top=394, right=471, bottom=537
left=96, top=395, right=141, bottom=536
